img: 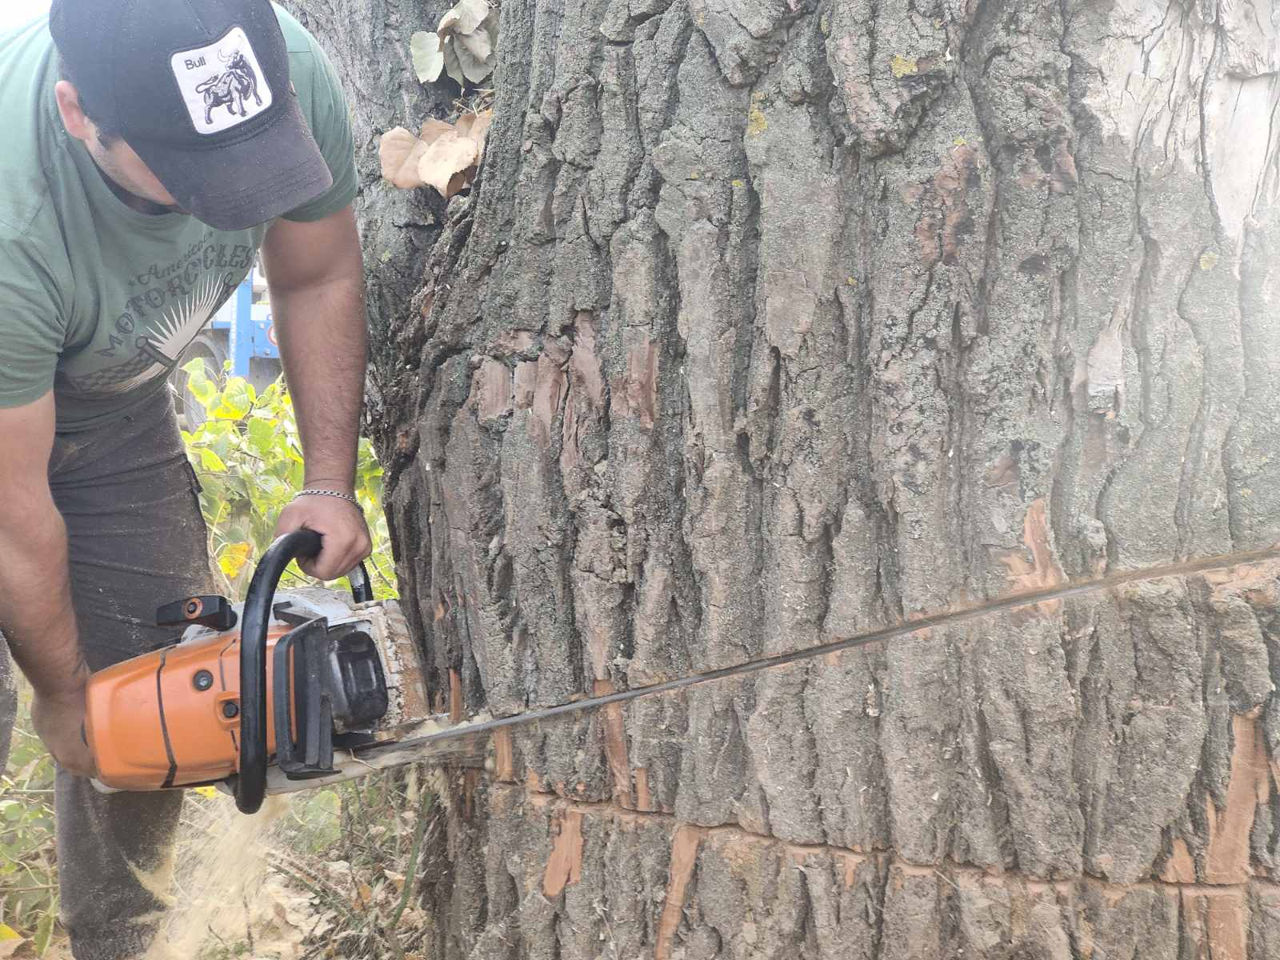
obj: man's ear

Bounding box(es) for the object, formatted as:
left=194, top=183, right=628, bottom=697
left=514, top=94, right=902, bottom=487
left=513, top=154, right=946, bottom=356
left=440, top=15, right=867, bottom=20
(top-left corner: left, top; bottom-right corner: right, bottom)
left=54, top=80, right=93, bottom=144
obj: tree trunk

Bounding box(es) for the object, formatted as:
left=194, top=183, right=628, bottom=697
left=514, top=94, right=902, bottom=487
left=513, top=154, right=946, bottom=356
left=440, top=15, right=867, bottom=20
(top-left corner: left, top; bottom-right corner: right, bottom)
left=289, top=0, right=1280, bottom=954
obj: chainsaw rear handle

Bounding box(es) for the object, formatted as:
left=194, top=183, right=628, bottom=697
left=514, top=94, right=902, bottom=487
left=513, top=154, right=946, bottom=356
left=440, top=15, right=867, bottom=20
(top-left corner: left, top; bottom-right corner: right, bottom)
left=235, top=529, right=372, bottom=814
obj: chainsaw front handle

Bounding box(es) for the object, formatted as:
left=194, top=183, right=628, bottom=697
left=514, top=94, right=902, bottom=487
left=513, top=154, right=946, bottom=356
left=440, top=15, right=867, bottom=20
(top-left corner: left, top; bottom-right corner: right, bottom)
left=234, top=529, right=372, bottom=814
left=347, top=561, right=374, bottom=604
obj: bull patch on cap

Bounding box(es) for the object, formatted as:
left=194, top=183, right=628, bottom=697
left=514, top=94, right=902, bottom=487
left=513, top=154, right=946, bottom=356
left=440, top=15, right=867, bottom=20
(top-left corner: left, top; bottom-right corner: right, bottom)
left=170, top=27, right=274, bottom=135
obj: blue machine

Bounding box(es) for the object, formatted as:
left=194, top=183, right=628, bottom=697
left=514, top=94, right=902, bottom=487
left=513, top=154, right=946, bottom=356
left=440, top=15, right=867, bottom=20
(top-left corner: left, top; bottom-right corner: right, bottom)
left=208, top=273, right=280, bottom=379
left=171, top=269, right=282, bottom=427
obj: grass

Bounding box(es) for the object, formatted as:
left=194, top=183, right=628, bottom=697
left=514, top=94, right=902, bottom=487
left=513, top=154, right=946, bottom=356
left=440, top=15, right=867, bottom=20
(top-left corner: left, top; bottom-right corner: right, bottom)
left=1, top=695, right=439, bottom=959
left=0, top=684, right=59, bottom=956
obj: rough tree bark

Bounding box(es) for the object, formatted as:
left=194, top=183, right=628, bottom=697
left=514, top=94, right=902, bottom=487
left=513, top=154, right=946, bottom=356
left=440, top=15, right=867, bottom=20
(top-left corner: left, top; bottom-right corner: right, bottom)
left=289, top=0, right=1280, bottom=954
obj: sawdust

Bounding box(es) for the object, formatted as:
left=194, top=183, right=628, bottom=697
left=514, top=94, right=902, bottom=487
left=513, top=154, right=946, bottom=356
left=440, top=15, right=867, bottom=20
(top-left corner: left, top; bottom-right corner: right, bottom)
left=144, top=795, right=313, bottom=960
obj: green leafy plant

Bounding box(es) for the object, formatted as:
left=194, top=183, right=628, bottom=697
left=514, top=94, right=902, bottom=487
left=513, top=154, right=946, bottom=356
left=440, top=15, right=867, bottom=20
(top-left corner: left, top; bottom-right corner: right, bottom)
left=181, top=358, right=396, bottom=598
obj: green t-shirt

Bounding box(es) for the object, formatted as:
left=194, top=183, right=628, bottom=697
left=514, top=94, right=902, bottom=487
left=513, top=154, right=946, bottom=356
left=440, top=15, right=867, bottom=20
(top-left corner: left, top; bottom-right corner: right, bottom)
left=0, top=5, right=357, bottom=431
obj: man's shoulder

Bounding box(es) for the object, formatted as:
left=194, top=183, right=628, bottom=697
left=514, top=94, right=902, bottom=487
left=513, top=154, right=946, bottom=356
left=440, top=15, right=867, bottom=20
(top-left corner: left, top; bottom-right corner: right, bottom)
left=273, top=3, right=350, bottom=133
left=0, top=19, right=63, bottom=238
left=274, top=3, right=346, bottom=112
left=274, top=3, right=327, bottom=62
left=271, top=5, right=356, bottom=223
left=0, top=170, right=56, bottom=240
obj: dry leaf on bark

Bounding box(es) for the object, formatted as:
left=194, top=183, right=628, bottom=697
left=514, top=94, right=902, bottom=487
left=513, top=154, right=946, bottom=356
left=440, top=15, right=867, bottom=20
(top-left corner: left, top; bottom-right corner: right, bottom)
left=410, top=32, right=445, bottom=83
left=456, top=25, right=492, bottom=62
left=411, top=0, right=498, bottom=88
left=419, top=132, right=478, bottom=196
left=378, top=127, right=429, bottom=190
left=438, top=0, right=489, bottom=37
left=456, top=111, right=493, bottom=143
left=378, top=111, right=494, bottom=199
left=453, top=37, right=493, bottom=84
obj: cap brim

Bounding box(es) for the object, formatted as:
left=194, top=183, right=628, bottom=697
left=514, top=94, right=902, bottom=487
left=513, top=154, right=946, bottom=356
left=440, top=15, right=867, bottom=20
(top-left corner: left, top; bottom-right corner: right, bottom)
left=128, top=95, right=333, bottom=232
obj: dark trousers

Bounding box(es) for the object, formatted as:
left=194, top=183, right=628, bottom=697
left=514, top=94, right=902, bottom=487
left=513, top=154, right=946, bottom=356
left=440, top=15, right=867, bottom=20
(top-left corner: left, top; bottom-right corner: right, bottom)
left=0, top=388, right=213, bottom=960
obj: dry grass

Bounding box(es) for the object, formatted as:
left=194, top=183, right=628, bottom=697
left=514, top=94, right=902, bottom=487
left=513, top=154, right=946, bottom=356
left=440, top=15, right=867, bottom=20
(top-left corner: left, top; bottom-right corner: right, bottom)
left=1, top=698, right=439, bottom=960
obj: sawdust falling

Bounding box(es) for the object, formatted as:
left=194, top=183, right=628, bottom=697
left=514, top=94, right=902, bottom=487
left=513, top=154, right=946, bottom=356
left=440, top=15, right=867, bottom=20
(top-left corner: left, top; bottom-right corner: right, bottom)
left=144, top=795, right=311, bottom=960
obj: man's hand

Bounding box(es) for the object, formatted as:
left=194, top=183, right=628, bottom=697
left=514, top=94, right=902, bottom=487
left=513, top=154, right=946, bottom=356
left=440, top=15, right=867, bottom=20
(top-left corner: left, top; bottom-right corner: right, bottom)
left=31, top=682, right=95, bottom=778
left=275, top=493, right=372, bottom=582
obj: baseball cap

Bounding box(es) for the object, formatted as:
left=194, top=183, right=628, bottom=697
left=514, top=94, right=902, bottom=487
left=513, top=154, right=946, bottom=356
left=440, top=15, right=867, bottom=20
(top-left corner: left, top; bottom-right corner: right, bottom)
left=50, top=0, right=333, bottom=231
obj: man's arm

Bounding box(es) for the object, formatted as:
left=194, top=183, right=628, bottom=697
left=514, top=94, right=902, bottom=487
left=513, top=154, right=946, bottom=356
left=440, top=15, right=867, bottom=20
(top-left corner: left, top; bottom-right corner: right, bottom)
left=0, top=392, right=95, bottom=775
left=262, top=204, right=372, bottom=581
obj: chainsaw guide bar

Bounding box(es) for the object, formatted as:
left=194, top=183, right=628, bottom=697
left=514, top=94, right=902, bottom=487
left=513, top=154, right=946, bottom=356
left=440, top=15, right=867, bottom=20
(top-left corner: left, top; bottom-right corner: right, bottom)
left=312, top=543, right=1280, bottom=783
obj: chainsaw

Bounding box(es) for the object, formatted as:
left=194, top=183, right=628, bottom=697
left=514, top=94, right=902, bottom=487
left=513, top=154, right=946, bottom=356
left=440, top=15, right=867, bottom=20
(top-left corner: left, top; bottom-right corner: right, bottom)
left=85, top=530, right=442, bottom=814
left=87, top=527, right=1280, bottom=815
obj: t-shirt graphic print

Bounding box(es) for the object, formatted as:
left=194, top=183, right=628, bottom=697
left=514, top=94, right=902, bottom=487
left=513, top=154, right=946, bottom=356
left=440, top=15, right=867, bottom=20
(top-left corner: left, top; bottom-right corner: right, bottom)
left=171, top=26, right=274, bottom=135
left=57, top=240, right=254, bottom=397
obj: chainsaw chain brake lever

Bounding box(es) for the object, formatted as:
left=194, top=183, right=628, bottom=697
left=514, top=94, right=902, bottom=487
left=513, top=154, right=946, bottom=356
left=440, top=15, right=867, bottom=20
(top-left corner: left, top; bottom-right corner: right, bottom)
left=233, top=529, right=373, bottom=814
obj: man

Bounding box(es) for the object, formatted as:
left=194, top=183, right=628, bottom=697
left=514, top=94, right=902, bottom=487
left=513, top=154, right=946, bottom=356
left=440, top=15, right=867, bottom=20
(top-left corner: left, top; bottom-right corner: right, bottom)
left=0, top=0, right=371, bottom=956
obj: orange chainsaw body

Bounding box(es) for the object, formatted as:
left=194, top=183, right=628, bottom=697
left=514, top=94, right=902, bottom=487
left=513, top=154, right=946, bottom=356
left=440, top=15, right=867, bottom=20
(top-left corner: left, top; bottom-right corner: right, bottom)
left=83, top=567, right=430, bottom=810
left=85, top=623, right=292, bottom=791
left=83, top=533, right=431, bottom=815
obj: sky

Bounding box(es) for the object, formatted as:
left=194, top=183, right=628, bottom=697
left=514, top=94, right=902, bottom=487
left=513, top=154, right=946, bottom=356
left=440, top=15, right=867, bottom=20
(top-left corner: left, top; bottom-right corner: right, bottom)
left=0, top=0, right=49, bottom=32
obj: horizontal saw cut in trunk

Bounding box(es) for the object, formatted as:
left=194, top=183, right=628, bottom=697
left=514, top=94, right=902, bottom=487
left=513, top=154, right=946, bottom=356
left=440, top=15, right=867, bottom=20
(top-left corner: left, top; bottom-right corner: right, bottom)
left=285, top=0, right=1280, bottom=954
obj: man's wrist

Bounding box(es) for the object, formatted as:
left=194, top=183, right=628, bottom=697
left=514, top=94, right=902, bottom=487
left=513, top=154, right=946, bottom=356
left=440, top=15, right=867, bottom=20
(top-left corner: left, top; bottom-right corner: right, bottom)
left=302, top=475, right=356, bottom=494
left=294, top=488, right=362, bottom=508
